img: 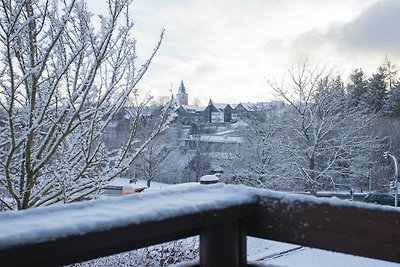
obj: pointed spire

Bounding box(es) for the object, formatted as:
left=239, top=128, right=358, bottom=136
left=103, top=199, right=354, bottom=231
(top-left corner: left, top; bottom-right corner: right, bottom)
left=178, top=80, right=186, bottom=94
left=176, top=80, right=188, bottom=106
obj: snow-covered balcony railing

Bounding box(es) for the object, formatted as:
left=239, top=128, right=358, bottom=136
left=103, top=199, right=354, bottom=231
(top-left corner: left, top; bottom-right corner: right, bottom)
left=0, top=184, right=400, bottom=267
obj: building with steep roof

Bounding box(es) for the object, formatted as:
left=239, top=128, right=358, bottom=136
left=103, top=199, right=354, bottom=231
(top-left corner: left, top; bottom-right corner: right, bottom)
left=204, top=103, right=233, bottom=123
left=176, top=105, right=207, bottom=125
left=232, top=103, right=256, bottom=121
left=176, top=80, right=188, bottom=106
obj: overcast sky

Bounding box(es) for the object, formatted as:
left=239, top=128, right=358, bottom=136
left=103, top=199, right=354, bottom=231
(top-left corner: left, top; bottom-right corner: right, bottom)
left=89, top=0, right=400, bottom=105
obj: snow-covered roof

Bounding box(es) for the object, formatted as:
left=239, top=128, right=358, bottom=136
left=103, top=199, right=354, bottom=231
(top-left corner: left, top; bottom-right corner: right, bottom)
left=187, top=135, right=243, bottom=144
left=200, top=175, right=219, bottom=182
left=213, top=103, right=230, bottom=111
left=213, top=130, right=237, bottom=136
left=238, top=103, right=256, bottom=111
left=181, top=105, right=206, bottom=113
left=230, top=104, right=239, bottom=109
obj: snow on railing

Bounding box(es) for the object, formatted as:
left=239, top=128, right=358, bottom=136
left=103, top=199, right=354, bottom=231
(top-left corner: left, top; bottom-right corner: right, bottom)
left=0, top=184, right=399, bottom=267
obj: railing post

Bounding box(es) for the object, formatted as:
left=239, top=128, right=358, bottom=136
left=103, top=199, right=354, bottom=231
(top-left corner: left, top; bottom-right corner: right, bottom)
left=200, top=220, right=247, bottom=267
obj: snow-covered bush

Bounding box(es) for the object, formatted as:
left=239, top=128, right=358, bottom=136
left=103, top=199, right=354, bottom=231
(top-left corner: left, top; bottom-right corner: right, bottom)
left=70, top=237, right=199, bottom=267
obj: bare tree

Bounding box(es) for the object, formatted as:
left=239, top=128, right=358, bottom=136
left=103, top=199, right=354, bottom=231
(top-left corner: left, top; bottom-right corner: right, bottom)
left=233, top=110, right=298, bottom=190
left=135, top=127, right=175, bottom=187
left=245, top=61, right=383, bottom=194
left=188, top=139, right=212, bottom=182
left=0, top=0, right=172, bottom=210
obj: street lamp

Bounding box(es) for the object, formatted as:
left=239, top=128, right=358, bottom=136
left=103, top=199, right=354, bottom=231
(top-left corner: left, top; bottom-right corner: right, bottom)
left=384, top=152, right=399, bottom=207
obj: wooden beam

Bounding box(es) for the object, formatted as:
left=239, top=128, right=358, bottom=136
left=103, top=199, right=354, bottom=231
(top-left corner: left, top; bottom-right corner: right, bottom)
left=247, top=195, right=400, bottom=263
left=0, top=203, right=254, bottom=267
left=2, top=185, right=400, bottom=266
left=200, top=220, right=247, bottom=267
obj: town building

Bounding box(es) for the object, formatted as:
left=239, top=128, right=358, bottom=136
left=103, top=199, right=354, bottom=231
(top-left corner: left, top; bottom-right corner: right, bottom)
left=176, top=105, right=207, bottom=125
left=173, top=81, right=284, bottom=124
left=203, top=103, right=233, bottom=123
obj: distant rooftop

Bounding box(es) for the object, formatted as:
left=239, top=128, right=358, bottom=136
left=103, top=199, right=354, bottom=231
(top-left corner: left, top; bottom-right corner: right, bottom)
left=213, top=103, right=231, bottom=111
left=180, top=105, right=206, bottom=113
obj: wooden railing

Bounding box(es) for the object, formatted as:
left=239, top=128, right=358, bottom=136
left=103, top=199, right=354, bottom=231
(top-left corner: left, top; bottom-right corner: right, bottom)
left=0, top=184, right=399, bottom=267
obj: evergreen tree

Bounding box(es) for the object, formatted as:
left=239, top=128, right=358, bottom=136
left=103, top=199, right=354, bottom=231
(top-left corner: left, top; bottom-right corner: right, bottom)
left=382, top=56, right=398, bottom=90
left=384, top=81, right=400, bottom=116
left=332, top=75, right=345, bottom=96
left=380, top=57, right=399, bottom=116
left=316, top=75, right=345, bottom=101
left=364, top=66, right=387, bottom=113
left=347, top=69, right=368, bottom=109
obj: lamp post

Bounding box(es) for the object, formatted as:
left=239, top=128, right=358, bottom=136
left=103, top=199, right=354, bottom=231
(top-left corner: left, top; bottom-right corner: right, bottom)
left=384, top=152, right=398, bottom=207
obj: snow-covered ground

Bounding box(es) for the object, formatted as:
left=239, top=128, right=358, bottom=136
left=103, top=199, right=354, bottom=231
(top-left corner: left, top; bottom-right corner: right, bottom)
left=247, top=238, right=397, bottom=267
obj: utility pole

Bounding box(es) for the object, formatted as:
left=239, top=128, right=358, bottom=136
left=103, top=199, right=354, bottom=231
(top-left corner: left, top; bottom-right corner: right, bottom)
left=384, top=152, right=398, bottom=207
left=368, top=168, right=372, bottom=194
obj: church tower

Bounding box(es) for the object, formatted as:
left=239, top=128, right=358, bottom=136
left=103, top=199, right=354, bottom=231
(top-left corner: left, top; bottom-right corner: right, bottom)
left=176, top=80, right=188, bottom=106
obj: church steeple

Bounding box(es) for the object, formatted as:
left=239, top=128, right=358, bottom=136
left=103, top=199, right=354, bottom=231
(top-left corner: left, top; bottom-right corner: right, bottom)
left=178, top=80, right=186, bottom=94
left=176, top=80, right=188, bottom=106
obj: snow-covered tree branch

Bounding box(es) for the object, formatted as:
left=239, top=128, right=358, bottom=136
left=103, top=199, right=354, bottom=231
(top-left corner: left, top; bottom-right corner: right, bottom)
left=0, top=0, right=170, bottom=210
left=270, top=62, right=383, bottom=194
left=237, top=61, right=383, bottom=194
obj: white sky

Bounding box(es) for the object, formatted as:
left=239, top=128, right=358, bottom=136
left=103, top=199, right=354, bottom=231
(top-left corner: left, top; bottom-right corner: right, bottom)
left=87, top=0, right=400, bottom=105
